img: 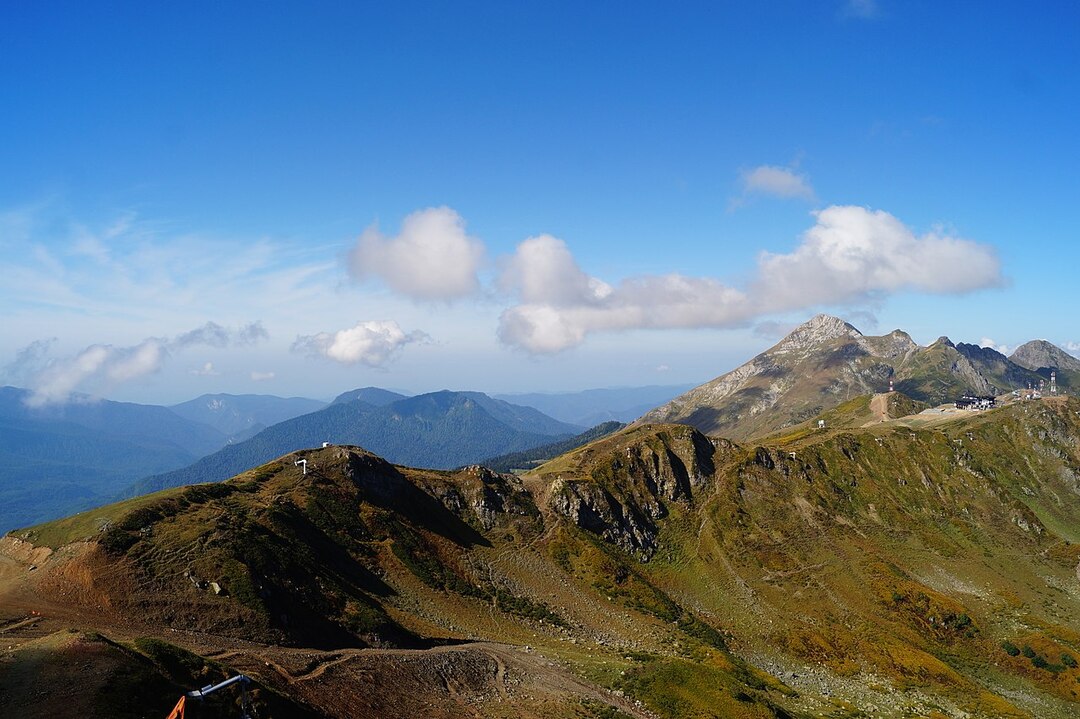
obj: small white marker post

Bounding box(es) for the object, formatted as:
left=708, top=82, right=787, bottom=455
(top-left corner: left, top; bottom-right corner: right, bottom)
left=295, top=459, right=307, bottom=475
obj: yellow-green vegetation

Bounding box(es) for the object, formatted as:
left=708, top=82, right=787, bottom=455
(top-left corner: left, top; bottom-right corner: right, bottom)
left=11, top=487, right=189, bottom=549
left=7, top=396, right=1080, bottom=717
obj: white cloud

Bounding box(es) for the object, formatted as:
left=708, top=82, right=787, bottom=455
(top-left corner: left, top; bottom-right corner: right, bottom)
left=190, top=362, right=220, bottom=377
left=498, top=262, right=752, bottom=354
left=498, top=234, right=611, bottom=306
left=348, top=206, right=484, bottom=300
left=250, top=370, right=276, bottom=381
left=172, top=321, right=268, bottom=349
left=655, top=364, right=670, bottom=373
left=979, top=338, right=1013, bottom=356
left=25, top=339, right=167, bottom=407
left=753, top=206, right=1003, bottom=312
left=13, top=321, right=268, bottom=406
left=292, top=320, right=429, bottom=367
left=1064, top=342, right=1080, bottom=358
left=498, top=206, right=1003, bottom=354
left=1, top=206, right=339, bottom=348
left=739, top=165, right=816, bottom=201
left=2, top=338, right=56, bottom=385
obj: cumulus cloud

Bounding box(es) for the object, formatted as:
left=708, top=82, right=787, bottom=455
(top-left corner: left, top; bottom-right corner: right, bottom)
left=498, top=235, right=752, bottom=353
left=11, top=320, right=267, bottom=406
left=292, top=320, right=429, bottom=367
left=498, top=235, right=612, bottom=306
left=738, top=165, right=816, bottom=202
left=498, top=206, right=1003, bottom=354
left=1064, top=342, right=1080, bottom=358
left=752, top=206, right=1003, bottom=312
left=250, top=370, right=275, bottom=381
left=348, top=207, right=484, bottom=300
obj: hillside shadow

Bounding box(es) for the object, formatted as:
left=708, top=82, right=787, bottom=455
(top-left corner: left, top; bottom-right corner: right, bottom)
left=342, top=455, right=492, bottom=549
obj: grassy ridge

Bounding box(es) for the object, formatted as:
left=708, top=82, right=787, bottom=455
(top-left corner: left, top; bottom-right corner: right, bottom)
left=8, top=397, right=1080, bottom=717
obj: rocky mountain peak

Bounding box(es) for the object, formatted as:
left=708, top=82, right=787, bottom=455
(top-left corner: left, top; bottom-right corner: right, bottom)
left=1010, top=340, right=1080, bottom=372
left=773, top=314, right=862, bottom=354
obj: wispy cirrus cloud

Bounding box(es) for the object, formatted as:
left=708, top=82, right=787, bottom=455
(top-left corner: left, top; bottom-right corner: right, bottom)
left=7, top=321, right=268, bottom=406
left=2, top=206, right=338, bottom=335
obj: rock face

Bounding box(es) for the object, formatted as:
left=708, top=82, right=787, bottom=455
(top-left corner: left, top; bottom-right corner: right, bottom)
left=638, top=314, right=1049, bottom=441
left=637, top=315, right=919, bottom=440
left=1011, top=340, right=1080, bottom=373
left=548, top=425, right=725, bottom=558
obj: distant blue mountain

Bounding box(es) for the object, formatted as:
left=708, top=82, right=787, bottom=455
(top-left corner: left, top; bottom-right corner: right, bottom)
left=493, top=385, right=694, bottom=426
left=130, top=389, right=580, bottom=496
left=0, top=386, right=229, bottom=532
left=170, top=393, right=327, bottom=440
left=330, top=386, right=409, bottom=406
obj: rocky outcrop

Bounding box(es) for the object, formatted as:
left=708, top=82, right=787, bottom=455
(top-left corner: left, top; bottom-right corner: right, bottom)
left=635, top=315, right=1053, bottom=440
left=636, top=315, right=918, bottom=440
left=549, top=427, right=724, bottom=558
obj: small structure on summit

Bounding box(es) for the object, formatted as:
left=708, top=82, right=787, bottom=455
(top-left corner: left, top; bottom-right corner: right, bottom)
left=955, top=395, right=995, bottom=410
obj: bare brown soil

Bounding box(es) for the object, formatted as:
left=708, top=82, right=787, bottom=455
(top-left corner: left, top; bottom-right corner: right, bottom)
left=1, top=538, right=654, bottom=719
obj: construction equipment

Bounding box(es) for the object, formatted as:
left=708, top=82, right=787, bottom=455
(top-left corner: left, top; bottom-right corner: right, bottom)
left=166, top=674, right=254, bottom=719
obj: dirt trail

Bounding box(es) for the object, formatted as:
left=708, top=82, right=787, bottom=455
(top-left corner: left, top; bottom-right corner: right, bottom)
left=204, top=640, right=656, bottom=719
left=867, top=393, right=889, bottom=424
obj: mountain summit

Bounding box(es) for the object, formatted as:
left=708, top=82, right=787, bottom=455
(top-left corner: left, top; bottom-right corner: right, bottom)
left=638, top=314, right=1052, bottom=440
left=1010, top=339, right=1080, bottom=373
left=772, top=313, right=863, bottom=353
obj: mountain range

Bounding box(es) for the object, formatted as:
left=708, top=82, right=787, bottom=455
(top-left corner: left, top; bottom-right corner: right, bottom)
left=640, top=314, right=1073, bottom=441
left=4, top=316, right=1080, bottom=717
left=129, top=389, right=584, bottom=496
left=0, top=386, right=225, bottom=531
left=4, top=385, right=1080, bottom=717
left=0, top=383, right=685, bottom=534
left=0, top=390, right=335, bottom=533
left=493, top=385, right=693, bottom=426
left=168, top=393, right=327, bottom=441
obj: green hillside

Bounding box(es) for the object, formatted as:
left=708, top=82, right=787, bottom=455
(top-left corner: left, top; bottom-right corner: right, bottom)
left=5, top=396, right=1080, bottom=717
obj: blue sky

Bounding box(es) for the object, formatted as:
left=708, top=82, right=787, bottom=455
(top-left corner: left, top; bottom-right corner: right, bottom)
left=2, top=1, right=1078, bottom=404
